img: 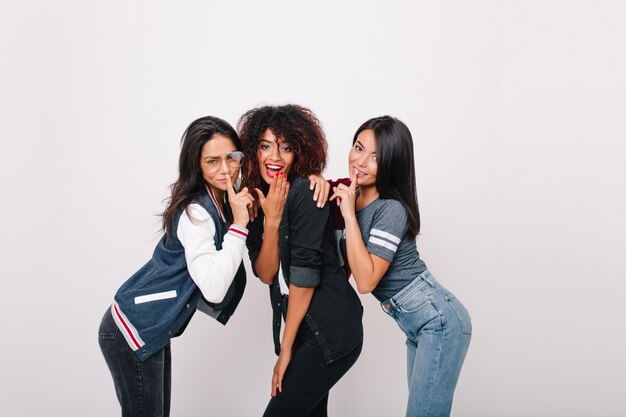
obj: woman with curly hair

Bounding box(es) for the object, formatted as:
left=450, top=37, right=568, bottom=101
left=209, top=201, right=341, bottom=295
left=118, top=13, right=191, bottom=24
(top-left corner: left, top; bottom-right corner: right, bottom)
left=330, top=116, right=471, bottom=417
left=240, top=104, right=363, bottom=417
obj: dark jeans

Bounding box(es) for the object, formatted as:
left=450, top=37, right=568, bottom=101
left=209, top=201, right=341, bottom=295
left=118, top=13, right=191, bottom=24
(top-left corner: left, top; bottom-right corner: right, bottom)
left=263, top=324, right=363, bottom=417
left=99, top=308, right=172, bottom=417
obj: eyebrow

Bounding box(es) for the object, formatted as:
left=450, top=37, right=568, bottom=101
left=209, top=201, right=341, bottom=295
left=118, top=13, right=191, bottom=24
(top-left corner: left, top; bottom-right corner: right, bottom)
left=260, top=139, right=291, bottom=145
left=355, top=140, right=376, bottom=153
left=203, top=151, right=236, bottom=160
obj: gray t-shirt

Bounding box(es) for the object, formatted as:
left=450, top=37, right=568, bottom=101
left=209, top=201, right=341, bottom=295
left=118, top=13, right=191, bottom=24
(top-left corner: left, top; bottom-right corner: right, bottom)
left=342, top=197, right=427, bottom=302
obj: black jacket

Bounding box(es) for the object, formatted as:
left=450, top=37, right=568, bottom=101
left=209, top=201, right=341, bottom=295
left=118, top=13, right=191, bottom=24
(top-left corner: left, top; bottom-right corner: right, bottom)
left=247, top=177, right=363, bottom=364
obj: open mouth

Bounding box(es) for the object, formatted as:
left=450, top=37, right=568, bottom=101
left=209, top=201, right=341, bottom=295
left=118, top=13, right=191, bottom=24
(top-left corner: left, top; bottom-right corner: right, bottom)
left=265, top=164, right=283, bottom=178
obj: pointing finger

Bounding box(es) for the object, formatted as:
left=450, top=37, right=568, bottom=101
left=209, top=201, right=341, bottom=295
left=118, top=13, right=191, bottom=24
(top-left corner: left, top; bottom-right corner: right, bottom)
left=225, top=175, right=236, bottom=199
left=349, top=170, right=358, bottom=190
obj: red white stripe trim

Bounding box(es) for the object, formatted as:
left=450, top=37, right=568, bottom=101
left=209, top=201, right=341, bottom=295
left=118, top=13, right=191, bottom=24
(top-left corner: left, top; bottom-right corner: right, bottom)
left=111, top=302, right=144, bottom=351
left=206, top=185, right=225, bottom=222
left=228, top=226, right=248, bottom=238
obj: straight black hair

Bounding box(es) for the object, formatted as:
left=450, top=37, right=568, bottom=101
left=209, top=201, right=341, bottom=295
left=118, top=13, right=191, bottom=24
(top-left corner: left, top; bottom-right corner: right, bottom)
left=353, top=116, right=421, bottom=238
left=162, top=116, right=241, bottom=235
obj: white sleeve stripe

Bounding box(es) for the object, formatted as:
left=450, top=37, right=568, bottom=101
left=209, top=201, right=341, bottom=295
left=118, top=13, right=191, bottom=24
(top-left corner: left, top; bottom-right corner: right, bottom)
left=369, top=236, right=399, bottom=252
left=370, top=228, right=401, bottom=244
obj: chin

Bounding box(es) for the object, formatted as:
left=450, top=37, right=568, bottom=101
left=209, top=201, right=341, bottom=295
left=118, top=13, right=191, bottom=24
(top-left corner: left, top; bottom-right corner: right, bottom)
left=212, top=182, right=228, bottom=191
left=260, top=173, right=273, bottom=185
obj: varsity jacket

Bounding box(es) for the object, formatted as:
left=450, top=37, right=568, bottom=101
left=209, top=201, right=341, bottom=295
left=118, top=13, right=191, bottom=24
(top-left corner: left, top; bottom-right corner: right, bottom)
left=111, top=186, right=247, bottom=362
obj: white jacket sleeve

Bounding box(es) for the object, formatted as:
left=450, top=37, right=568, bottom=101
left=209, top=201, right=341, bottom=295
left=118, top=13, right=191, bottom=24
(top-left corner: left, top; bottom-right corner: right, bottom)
left=177, top=203, right=248, bottom=303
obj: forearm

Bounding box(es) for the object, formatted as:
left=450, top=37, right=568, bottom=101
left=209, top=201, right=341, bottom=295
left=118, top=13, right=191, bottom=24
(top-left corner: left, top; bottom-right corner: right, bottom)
left=194, top=227, right=247, bottom=303
left=344, top=217, right=379, bottom=293
left=254, top=221, right=281, bottom=284
left=281, top=284, right=315, bottom=351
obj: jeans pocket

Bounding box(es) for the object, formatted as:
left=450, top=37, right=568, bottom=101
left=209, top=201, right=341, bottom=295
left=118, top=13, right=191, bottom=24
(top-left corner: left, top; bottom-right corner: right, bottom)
left=395, top=287, right=431, bottom=314
left=98, top=309, right=119, bottom=340
left=444, top=293, right=472, bottom=335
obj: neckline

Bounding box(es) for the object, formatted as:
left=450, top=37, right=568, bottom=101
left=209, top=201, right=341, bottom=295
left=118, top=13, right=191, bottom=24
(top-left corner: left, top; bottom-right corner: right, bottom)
left=355, top=189, right=380, bottom=213
left=205, top=184, right=226, bottom=222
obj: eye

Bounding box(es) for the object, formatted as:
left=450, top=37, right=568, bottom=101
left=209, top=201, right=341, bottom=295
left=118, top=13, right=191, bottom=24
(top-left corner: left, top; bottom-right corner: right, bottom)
left=280, top=145, right=292, bottom=152
left=259, top=143, right=271, bottom=151
left=371, top=155, right=377, bottom=161
left=205, top=158, right=218, bottom=165
left=354, top=144, right=363, bottom=152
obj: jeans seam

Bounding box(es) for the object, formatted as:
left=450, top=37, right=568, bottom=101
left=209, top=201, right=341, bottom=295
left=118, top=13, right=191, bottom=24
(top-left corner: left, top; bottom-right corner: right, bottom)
left=287, top=360, right=324, bottom=416
left=135, top=356, right=144, bottom=416
left=423, top=327, right=443, bottom=417
left=445, top=297, right=472, bottom=335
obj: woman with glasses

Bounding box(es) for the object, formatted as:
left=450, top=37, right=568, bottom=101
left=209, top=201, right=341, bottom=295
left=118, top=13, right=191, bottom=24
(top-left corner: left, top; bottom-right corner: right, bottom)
left=330, top=116, right=472, bottom=417
left=239, top=104, right=364, bottom=417
left=98, top=116, right=254, bottom=416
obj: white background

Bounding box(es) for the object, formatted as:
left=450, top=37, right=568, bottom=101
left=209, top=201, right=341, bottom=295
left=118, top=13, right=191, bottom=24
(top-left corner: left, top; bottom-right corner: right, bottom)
left=1, top=1, right=625, bottom=416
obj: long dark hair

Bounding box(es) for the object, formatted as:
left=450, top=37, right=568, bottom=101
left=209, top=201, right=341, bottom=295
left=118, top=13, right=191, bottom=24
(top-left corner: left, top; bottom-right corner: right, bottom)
left=354, top=116, right=421, bottom=238
left=238, top=104, right=327, bottom=193
left=161, top=116, right=241, bottom=235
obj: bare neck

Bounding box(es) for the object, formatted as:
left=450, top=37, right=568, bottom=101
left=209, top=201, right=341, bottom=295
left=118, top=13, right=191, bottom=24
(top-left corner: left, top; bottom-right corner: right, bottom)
left=356, top=184, right=379, bottom=211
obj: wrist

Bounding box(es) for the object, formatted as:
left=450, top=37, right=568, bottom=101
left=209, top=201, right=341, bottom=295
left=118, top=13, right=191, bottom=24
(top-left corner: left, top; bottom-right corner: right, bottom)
left=264, top=219, right=281, bottom=230
left=230, top=223, right=249, bottom=232
left=343, top=213, right=358, bottom=224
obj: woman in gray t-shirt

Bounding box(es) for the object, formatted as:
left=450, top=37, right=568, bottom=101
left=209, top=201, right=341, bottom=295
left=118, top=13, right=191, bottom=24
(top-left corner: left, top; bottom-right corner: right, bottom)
left=330, top=116, right=472, bottom=417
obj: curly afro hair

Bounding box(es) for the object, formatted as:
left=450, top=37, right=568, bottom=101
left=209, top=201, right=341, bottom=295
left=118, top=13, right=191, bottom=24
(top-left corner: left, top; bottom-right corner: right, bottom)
left=238, top=104, right=327, bottom=193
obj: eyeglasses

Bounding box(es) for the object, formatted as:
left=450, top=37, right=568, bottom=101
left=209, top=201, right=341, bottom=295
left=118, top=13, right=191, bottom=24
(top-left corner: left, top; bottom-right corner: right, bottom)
left=202, top=151, right=244, bottom=172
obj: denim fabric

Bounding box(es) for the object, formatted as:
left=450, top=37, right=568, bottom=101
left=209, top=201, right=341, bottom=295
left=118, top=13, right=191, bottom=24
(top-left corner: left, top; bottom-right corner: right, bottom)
left=263, top=324, right=363, bottom=417
left=381, top=270, right=471, bottom=417
left=99, top=309, right=172, bottom=417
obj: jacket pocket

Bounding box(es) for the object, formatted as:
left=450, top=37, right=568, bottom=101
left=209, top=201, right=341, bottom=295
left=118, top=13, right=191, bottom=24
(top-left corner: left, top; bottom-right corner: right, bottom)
left=134, top=290, right=177, bottom=305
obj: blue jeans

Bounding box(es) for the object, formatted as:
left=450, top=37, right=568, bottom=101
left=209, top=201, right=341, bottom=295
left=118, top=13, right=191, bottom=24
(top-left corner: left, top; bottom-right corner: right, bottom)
left=98, top=308, right=172, bottom=417
left=381, top=270, right=471, bottom=417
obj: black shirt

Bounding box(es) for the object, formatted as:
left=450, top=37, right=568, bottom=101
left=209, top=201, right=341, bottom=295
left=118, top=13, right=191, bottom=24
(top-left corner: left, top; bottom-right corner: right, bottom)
left=247, top=177, right=363, bottom=364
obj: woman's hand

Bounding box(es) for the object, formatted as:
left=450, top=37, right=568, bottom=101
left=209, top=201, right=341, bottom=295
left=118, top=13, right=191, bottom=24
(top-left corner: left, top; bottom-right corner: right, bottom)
left=226, top=175, right=255, bottom=227
left=255, top=172, right=290, bottom=225
left=308, top=174, right=330, bottom=208
left=271, top=347, right=292, bottom=397
left=329, top=171, right=357, bottom=221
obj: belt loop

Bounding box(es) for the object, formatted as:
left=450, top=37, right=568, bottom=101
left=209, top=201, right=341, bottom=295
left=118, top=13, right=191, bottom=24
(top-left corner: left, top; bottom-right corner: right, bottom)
left=423, top=270, right=435, bottom=287
left=381, top=298, right=396, bottom=313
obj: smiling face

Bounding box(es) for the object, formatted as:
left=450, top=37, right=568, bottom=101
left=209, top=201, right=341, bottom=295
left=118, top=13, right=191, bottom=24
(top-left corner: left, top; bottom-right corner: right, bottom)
left=257, top=129, right=295, bottom=185
left=200, top=134, right=240, bottom=194
left=349, top=128, right=378, bottom=188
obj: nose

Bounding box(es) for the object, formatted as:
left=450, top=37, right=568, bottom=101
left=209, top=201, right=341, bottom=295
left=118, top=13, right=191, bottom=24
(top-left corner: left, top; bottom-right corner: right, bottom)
left=218, top=157, right=230, bottom=173
left=357, top=153, right=369, bottom=167
left=269, top=145, right=280, bottom=161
